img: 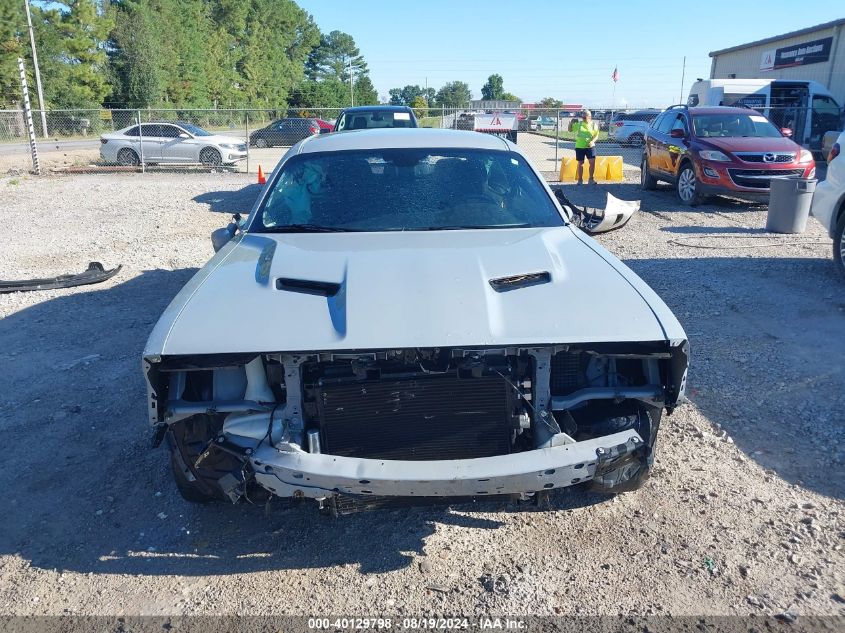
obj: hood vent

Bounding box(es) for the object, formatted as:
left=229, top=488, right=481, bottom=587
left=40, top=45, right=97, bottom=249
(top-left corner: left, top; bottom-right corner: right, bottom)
left=276, top=277, right=341, bottom=297
left=488, top=271, right=551, bottom=292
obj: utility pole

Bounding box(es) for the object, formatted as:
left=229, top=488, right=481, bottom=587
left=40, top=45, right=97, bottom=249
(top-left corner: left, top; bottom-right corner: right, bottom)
left=24, top=0, right=48, bottom=138
left=17, top=58, right=40, bottom=174
left=679, top=56, right=686, bottom=104
left=348, top=60, right=354, bottom=107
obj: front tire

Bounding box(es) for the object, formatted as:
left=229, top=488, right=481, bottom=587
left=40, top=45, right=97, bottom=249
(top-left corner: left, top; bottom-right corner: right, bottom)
left=200, top=147, right=222, bottom=167
left=834, top=211, right=845, bottom=279
left=628, top=133, right=644, bottom=148
left=170, top=447, right=218, bottom=503
left=677, top=163, right=702, bottom=206
left=641, top=155, right=657, bottom=190
left=255, top=138, right=267, bottom=148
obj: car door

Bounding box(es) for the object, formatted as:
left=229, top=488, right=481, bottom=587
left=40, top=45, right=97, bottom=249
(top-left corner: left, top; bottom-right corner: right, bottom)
left=665, top=114, right=691, bottom=176
left=158, top=124, right=195, bottom=163
left=651, top=113, right=677, bottom=175
left=644, top=113, right=667, bottom=173
left=138, top=124, right=164, bottom=161
left=275, top=120, right=299, bottom=146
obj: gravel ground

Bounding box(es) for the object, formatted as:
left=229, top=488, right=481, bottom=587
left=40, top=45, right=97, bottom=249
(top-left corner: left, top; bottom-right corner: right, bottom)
left=0, top=172, right=843, bottom=620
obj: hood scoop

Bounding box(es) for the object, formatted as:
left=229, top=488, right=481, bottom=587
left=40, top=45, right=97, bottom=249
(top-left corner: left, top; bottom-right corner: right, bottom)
left=488, top=271, right=551, bottom=293
left=276, top=277, right=341, bottom=297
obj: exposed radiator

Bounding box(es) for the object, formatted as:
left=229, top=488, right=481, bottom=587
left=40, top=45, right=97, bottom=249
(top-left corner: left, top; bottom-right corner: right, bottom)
left=550, top=352, right=581, bottom=395
left=316, top=375, right=512, bottom=461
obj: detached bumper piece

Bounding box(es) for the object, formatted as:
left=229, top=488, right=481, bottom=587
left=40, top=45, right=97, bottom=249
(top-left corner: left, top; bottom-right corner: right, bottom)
left=251, top=429, right=646, bottom=500
left=0, top=262, right=121, bottom=294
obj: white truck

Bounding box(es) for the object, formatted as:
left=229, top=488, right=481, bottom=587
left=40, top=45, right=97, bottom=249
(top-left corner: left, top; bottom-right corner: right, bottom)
left=687, top=79, right=842, bottom=153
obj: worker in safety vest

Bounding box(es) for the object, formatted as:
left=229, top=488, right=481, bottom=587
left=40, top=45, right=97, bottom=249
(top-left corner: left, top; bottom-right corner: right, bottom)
left=569, top=109, right=600, bottom=184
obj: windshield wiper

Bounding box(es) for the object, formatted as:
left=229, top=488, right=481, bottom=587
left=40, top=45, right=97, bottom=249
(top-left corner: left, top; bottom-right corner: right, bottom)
left=261, top=224, right=362, bottom=233
left=422, top=223, right=533, bottom=231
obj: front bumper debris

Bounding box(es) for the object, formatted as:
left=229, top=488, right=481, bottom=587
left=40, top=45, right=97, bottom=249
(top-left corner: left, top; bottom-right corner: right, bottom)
left=0, top=261, right=121, bottom=294
left=251, top=430, right=646, bottom=499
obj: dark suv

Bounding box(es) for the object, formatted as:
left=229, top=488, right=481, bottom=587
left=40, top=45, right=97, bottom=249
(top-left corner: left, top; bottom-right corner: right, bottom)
left=641, top=105, right=816, bottom=205
left=334, top=105, right=418, bottom=131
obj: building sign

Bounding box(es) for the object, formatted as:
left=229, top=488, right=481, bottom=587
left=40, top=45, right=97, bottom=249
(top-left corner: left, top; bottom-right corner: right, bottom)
left=760, top=37, right=833, bottom=71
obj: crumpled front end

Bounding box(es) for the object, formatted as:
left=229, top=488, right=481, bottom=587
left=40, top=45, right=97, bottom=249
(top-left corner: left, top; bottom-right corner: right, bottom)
left=145, top=341, right=688, bottom=508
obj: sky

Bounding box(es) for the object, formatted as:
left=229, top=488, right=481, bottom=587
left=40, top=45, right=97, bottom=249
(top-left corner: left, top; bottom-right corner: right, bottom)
left=298, top=0, right=844, bottom=108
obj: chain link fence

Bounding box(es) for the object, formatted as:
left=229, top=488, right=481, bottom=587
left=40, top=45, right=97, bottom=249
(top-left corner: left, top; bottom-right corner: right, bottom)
left=1, top=105, right=841, bottom=180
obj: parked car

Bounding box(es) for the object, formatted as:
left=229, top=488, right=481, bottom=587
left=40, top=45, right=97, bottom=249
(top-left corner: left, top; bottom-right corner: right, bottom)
left=334, top=105, right=418, bottom=131
left=144, top=128, right=689, bottom=509
left=641, top=105, right=816, bottom=205
left=100, top=121, right=247, bottom=167
left=608, top=109, right=661, bottom=146
left=810, top=131, right=845, bottom=277
left=249, top=118, right=328, bottom=148
left=531, top=116, right=557, bottom=131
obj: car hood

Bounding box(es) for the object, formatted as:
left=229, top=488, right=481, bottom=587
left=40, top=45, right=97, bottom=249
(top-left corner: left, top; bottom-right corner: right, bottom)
left=145, top=227, right=685, bottom=356
left=699, top=136, right=799, bottom=154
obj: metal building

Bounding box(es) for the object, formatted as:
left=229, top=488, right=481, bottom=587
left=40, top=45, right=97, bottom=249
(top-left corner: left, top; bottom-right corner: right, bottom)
left=709, top=18, right=845, bottom=105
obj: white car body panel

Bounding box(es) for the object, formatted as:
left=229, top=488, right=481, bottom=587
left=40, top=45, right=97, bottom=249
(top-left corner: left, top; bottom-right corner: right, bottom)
left=144, top=226, right=683, bottom=357
left=810, top=131, right=845, bottom=237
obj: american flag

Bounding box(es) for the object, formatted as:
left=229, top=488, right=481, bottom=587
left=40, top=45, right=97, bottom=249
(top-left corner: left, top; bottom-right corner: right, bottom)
left=611, top=67, right=619, bottom=82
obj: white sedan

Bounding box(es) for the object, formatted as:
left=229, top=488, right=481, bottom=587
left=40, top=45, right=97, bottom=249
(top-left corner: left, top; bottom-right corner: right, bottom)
left=100, top=121, right=247, bottom=167
left=810, top=131, right=845, bottom=277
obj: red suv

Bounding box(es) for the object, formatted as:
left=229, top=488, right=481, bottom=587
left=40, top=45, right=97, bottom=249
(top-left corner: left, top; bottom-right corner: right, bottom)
left=641, top=105, right=816, bottom=205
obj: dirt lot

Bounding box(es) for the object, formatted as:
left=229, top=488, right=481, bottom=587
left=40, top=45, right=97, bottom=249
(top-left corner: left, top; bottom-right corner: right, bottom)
left=0, top=172, right=843, bottom=620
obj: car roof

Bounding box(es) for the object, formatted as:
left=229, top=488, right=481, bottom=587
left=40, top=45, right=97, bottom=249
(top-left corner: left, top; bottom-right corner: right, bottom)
left=297, top=128, right=510, bottom=153
left=340, top=105, right=414, bottom=113
left=687, top=106, right=765, bottom=115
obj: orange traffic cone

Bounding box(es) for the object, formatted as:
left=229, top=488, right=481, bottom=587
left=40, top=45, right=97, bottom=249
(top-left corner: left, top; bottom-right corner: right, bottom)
left=257, top=165, right=266, bottom=185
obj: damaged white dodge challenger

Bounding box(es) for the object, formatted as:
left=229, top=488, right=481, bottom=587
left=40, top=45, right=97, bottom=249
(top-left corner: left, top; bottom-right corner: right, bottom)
left=143, top=128, right=688, bottom=512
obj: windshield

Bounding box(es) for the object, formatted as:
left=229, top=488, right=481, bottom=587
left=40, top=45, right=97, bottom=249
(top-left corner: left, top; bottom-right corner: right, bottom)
left=251, top=149, right=564, bottom=232
left=177, top=122, right=212, bottom=137
left=692, top=113, right=782, bottom=138
left=336, top=110, right=415, bottom=131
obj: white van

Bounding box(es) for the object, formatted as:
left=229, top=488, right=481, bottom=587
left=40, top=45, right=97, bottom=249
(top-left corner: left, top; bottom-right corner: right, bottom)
left=687, top=79, right=842, bottom=152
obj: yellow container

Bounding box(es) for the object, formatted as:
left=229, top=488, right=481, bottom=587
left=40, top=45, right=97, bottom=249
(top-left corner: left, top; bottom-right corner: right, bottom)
left=558, top=156, right=578, bottom=181
left=605, top=155, right=624, bottom=181
left=592, top=156, right=609, bottom=181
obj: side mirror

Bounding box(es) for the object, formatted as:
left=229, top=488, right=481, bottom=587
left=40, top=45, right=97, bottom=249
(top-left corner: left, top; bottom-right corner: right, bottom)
left=781, top=127, right=793, bottom=138
left=319, top=128, right=331, bottom=134
left=670, top=128, right=686, bottom=139
left=178, top=132, right=190, bottom=139
left=211, top=222, right=237, bottom=252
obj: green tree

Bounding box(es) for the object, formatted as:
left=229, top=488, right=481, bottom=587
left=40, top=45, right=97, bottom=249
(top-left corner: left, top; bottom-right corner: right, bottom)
left=480, top=74, right=504, bottom=100
left=388, top=85, right=435, bottom=106
left=411, top=95, right=428, bottom=119
left=34, top=0, right=114, bottom=109
left=353, top=75, right=378, bottom=105
left=435, top=81, right=471, bottom=108
left=290, top=78, right=349, bottom=109
left=108, top=1, right=164, bottom=107
left=501, top=92, right=521, bottom=103
left=305, top=30, right=367, bottom=83
left=0, top=0, right=26, bottom=107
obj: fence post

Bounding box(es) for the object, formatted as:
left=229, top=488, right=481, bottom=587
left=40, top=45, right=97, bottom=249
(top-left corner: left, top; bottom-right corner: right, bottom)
left=245, top=110, right=249, bottom=175
left=555, top=109, right=560, bottom=170
left=441, top=105, right=444, bottom=129
left=136, top=109, right=145, bottom=173
left=17, top=57, right=39, bottom=175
